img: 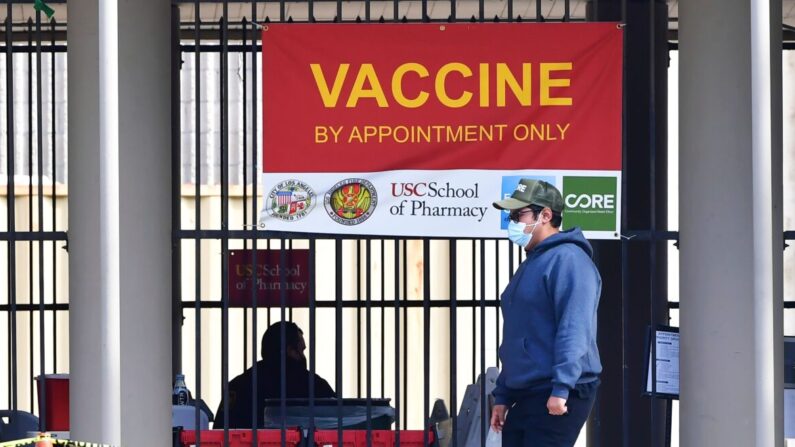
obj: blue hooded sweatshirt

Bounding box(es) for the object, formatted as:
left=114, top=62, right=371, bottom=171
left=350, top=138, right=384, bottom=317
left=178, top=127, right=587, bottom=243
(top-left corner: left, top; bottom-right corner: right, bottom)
left=492, top=228, right=602, bottom=405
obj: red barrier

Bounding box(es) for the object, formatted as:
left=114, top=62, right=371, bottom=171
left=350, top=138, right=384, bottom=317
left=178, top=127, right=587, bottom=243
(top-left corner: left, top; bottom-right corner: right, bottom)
left=179, top=429, right=303, bottom=447
left=313, top=430, right=435, bottom=447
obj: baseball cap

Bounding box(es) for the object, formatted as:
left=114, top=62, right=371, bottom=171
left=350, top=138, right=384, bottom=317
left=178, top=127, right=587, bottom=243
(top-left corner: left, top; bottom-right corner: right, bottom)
left=493, top=179, right=564, bottom=213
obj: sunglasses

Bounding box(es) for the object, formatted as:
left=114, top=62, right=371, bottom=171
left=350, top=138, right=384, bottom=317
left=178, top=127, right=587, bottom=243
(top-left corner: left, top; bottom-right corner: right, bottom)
left=508, top=209, right=534, bottom=223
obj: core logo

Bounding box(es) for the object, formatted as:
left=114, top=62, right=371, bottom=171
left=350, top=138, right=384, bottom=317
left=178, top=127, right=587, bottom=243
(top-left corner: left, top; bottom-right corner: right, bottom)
left=562, top=177, right=618, bottom=232
left=564, top=194, right=615, bottom=209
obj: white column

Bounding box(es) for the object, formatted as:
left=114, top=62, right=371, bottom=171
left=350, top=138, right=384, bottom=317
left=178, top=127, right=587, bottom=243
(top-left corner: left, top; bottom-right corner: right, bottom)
left=679, top=1, right=782, bottom=446
left=68, top=0, right=121, bottom=443
left=68, top=0, right=172, bottom=444
left=116, top=0, right=173, bottom=445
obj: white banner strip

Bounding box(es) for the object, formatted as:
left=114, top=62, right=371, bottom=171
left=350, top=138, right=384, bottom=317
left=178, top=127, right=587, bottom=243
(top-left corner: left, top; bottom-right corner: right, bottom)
left=259, top=170, right=621, bottom=240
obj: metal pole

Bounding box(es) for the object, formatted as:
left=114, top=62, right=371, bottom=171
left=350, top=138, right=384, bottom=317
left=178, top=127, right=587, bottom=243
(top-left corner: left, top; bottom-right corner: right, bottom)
left=192, top=0, right=203, bottom=441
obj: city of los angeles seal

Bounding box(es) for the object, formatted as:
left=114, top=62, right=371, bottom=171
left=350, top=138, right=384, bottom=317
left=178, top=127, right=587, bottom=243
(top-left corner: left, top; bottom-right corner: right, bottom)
left=266, top=179, right=315, bottom=221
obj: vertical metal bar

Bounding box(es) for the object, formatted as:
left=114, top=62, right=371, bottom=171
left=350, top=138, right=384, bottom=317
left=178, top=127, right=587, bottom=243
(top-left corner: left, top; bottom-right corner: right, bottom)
left=309, top=0, right=315, bottom=22
left=251, top=2, right=259, bottom=237
left=27, top=18, right=34, bottom=413
left=251, top=2, right=260, bottom=437
left=308, top=237, right=317, bottom=442
left=507, top=0, right=513, bottom=21
left=495, top=241, right=500, bottom=368
left=337, top=0, right=342, bottom=22
left=449, top=240, right=458, bottom=447
left=335, top=239, right=344, bottom=444
left=508, top=241, right=515, bottom=279
left=421, top=0, right=428, bottom=21
left=365, top=0, right=371, bottom=22
left=621, top=0, right=629, bottom=442
left=536, top=0, right=542, bottom=22
left=267, top=239, right=271, bottom=329
left=279, top=239, right=288, bottom=447
left=193, top=0, right=203, bottom=442
left=450, top=0, right=456, bottom=21
left=479, top=239, right=486, bottom=447
left=49, top=17, right=57, bottom=373
left=665, top=400, right=672, bottom=447
left=423, top=239, right=430, bottom=443
left=648, top=0, right=658, bottom=442
left=220, top=2, right=231, bottom=443
left=402, top=239, right=408, bottom=428
left=393, top=0, right=399, bottom=22
left=366, top=240, right=372, bottom=447
left=471, top=240, right=476, bottom=384
left=280, top=0, right=286, bottom=22
left=5, top=1, right=18, bottom=413
left=35, top=8, right=46, bottom=429
left=243, top=313, right=248, bottom=371
left=357, top=240, right=362, bottom=397
left=478, top=0, right=484, bottom=21
left=380, top=240, right=385, bottom=398
left=170, top=0, right=183, bottom=388
left=242, top=17, right=249, bottom=372
left=564, top=0, right=570, bottom=21
left=393, top=239, right=401, bottom=440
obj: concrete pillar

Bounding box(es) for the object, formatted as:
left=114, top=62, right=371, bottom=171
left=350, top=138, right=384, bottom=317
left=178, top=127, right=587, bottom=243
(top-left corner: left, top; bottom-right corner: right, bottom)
left=68, top=0, right=172, bottom=444
left=679, top=1, right=782, bottom=446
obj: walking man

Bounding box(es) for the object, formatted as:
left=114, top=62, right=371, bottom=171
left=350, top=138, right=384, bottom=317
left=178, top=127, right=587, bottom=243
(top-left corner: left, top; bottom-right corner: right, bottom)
left=490, top=179, right=602, bottom=447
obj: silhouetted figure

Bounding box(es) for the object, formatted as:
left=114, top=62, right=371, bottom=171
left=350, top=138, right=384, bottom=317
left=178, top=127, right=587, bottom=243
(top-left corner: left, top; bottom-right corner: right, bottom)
left=214, top=321, right=335, bottom=428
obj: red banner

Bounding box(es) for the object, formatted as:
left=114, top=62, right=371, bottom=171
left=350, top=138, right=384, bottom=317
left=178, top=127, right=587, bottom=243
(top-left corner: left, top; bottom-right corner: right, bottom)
left=228, top=250, right=309, bottom=307
left=262, top=23, right=622, bottom=173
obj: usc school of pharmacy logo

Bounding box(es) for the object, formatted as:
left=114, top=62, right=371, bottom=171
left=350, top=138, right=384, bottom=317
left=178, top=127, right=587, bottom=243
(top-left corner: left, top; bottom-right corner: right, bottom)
left=324, top=178, right=377, bottom=225
left=266, top=179, right=315, bottom=221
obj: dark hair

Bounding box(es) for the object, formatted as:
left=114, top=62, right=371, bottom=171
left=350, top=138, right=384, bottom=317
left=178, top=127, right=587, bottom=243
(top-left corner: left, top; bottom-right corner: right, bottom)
left=529, top=204, right=563, bottom=228
left=261, top=321, right=303, bottom=361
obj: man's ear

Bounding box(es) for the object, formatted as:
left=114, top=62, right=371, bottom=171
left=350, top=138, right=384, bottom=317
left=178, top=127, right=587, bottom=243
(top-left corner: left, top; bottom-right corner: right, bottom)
left=541, top=208, right=550, bottom=223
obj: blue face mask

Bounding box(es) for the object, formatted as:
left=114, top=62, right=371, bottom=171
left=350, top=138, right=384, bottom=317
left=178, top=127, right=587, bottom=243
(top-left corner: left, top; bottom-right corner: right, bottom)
left=507, top=219, right=541, bottom=249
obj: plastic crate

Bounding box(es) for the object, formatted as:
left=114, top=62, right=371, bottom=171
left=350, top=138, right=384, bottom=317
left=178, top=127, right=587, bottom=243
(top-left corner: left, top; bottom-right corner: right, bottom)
left=180, top=429, right=303, bottom=447
left=313, top=430, right=435, bottom=447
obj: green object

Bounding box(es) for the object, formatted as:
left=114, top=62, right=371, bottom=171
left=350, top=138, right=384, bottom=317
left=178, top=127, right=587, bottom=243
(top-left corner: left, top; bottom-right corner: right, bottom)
left=34, top=0, right=55, bottom=19
left=561, top=176, right=618, bottom=231
left=493, top=179, right=564, bottom=212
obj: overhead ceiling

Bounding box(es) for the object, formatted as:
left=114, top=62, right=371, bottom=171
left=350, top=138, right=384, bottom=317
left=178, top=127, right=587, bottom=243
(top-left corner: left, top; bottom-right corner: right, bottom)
left=0, top=1, right=794, bottom=35
left=175, top=0, right=795, bottom=29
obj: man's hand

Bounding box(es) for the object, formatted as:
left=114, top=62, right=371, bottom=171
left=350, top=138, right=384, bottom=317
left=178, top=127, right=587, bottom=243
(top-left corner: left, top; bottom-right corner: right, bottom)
left=490, top=404, right=508, bottom=432
left=547, top=396, right=568, bottom=416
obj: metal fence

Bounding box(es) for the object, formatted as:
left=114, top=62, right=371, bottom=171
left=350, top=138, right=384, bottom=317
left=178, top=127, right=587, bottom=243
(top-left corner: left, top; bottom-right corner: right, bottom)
left=171, top=2, right=658, bottom=447
left=173, top=3, right=570, bottom=446
left=0, top=5, right=68, bottom=432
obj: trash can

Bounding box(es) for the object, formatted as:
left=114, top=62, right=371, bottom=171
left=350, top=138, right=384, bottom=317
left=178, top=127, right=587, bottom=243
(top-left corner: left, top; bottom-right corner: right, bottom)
left=35, top=374, right=70, bottom=431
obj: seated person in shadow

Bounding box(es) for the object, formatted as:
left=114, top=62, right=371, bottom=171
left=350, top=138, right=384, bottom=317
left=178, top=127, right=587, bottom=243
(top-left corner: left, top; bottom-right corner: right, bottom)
left=214, top=321, right=336, bottom=428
